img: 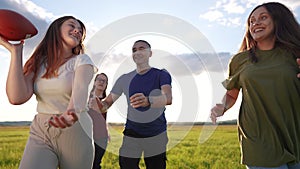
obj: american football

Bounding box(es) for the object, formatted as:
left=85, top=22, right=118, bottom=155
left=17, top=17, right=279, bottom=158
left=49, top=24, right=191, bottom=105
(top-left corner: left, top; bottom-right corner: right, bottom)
left=0, top=9, right=38, bottom=41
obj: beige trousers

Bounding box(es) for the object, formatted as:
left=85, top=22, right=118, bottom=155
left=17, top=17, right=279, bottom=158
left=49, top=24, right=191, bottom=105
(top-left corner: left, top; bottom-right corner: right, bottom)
left=19, top=113, right=94, bottom=169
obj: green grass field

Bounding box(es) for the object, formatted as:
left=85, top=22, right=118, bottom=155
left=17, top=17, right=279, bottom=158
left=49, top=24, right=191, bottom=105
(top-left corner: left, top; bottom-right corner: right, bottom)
left=0, top=125, right=245, bottom=169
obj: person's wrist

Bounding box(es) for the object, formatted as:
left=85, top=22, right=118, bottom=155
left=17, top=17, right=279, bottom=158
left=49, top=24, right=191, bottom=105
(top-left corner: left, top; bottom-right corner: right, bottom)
left=222, top=104, right=228, bottom=115
left=100, top=102, right=108, bottom=113
left=147, top=97, right=153, bottom=107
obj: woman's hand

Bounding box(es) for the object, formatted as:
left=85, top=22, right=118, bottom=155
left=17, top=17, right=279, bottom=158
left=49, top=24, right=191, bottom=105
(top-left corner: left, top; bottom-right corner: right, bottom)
left=89, top=97, right=100, bottom=112
left=49, top=109, right=78, bottom=128
left=0, top=36, right=24, bottom=54
left=89, top=97, right=108, bottom=113
left=210, top=89, right=240, bottom=124
left=210, top=104, right=226, bottom=124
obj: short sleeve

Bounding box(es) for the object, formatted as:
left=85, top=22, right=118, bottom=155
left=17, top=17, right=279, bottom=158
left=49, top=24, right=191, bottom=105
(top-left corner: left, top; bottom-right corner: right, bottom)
left=111, top=75, right=125, bottom=96
left=159, top=69, right=172, bottom=86
left=74, top=54, right=98, bottom=73
left=110, top=70, right=135, bottom=96
left=222, top=52, right=248, bottom=90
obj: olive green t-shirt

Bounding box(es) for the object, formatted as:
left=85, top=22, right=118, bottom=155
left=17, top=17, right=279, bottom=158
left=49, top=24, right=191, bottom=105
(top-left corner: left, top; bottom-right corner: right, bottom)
left=223, top=47, right=300, bottom=167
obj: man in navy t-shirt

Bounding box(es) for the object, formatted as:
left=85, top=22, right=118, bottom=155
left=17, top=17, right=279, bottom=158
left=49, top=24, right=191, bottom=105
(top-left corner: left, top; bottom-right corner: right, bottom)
left=99, top=40, right=172, bottom=169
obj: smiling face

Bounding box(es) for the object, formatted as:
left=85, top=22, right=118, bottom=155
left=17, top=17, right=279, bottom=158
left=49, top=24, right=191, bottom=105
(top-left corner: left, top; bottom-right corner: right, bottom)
left=249, top=6, right=275, bottom=45
left=132, top=41, right=152, bottom=65
left=60, top=18, right=83, bottom=50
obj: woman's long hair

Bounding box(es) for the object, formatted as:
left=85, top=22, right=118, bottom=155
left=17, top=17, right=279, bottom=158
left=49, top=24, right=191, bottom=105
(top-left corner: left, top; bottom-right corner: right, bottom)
left=23, top=16, right=86, bottom=80
left=239, top=2, right=300, bottom=62
left=89, top=73, right=108, bottom=100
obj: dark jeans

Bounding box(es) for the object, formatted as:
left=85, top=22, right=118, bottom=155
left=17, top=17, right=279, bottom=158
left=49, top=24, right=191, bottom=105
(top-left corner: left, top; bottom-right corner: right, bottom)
left=119, top=129, right=168, bottom=169
left=92, top=138, right=108, bottom=169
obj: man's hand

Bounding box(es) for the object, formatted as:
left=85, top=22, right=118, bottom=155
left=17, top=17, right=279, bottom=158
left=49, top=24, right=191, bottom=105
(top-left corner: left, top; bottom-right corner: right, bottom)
left=130, top=93, right=149, bottom=108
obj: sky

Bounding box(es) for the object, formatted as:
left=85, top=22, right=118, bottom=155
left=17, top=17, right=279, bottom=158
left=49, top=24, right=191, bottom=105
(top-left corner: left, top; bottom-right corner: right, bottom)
left=1, top=0, right=300, bottom=123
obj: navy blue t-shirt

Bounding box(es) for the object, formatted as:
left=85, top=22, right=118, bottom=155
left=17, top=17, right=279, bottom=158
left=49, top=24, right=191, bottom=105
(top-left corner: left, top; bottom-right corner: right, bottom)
left=111, top=68, right=172, bottom=137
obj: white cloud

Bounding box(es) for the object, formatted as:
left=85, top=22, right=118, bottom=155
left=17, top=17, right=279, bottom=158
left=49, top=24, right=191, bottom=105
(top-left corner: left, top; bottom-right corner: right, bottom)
left=199, top=10, right=223, bottom=22
left=199, top=10, right=241, bottom=27
left=11, top=0, right=54, bottom=21
left=84, top=22, right=100, bottom=43
left=243, top=0, right=260, bottom=8
left=223, top=0, right=246, bottom=14
left=242, top=0, right=300, bottom=11
left=242, top=0, right=300, bottom=18
left=199, top=0, right=300, bottom=27
left=199, top=0, right=247, bottom=27
left=275, top=0, right=300, bottom=10
left=227, top=17, right=242, bottom=26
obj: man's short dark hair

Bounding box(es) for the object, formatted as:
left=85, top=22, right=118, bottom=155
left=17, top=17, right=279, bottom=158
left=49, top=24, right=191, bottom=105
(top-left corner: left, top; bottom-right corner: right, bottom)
left=134, top=40, right=151, bottom=49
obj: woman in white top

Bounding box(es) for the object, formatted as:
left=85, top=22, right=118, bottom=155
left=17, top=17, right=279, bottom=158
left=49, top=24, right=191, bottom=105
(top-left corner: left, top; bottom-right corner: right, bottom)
left=0, top=16, right=97, bottom=169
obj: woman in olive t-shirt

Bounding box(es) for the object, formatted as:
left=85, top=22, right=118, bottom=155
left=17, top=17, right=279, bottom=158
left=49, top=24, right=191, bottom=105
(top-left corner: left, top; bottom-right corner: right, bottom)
left=211, top=2, right=300, bottom=169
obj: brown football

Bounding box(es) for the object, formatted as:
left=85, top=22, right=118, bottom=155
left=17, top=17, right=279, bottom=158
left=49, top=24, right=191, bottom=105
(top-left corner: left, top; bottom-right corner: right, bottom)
left=0, top=9, right=38, bottom=41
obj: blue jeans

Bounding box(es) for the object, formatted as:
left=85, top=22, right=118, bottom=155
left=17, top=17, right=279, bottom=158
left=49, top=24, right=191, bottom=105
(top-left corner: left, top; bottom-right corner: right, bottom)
left=247, top=162, right=300, bottom=169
